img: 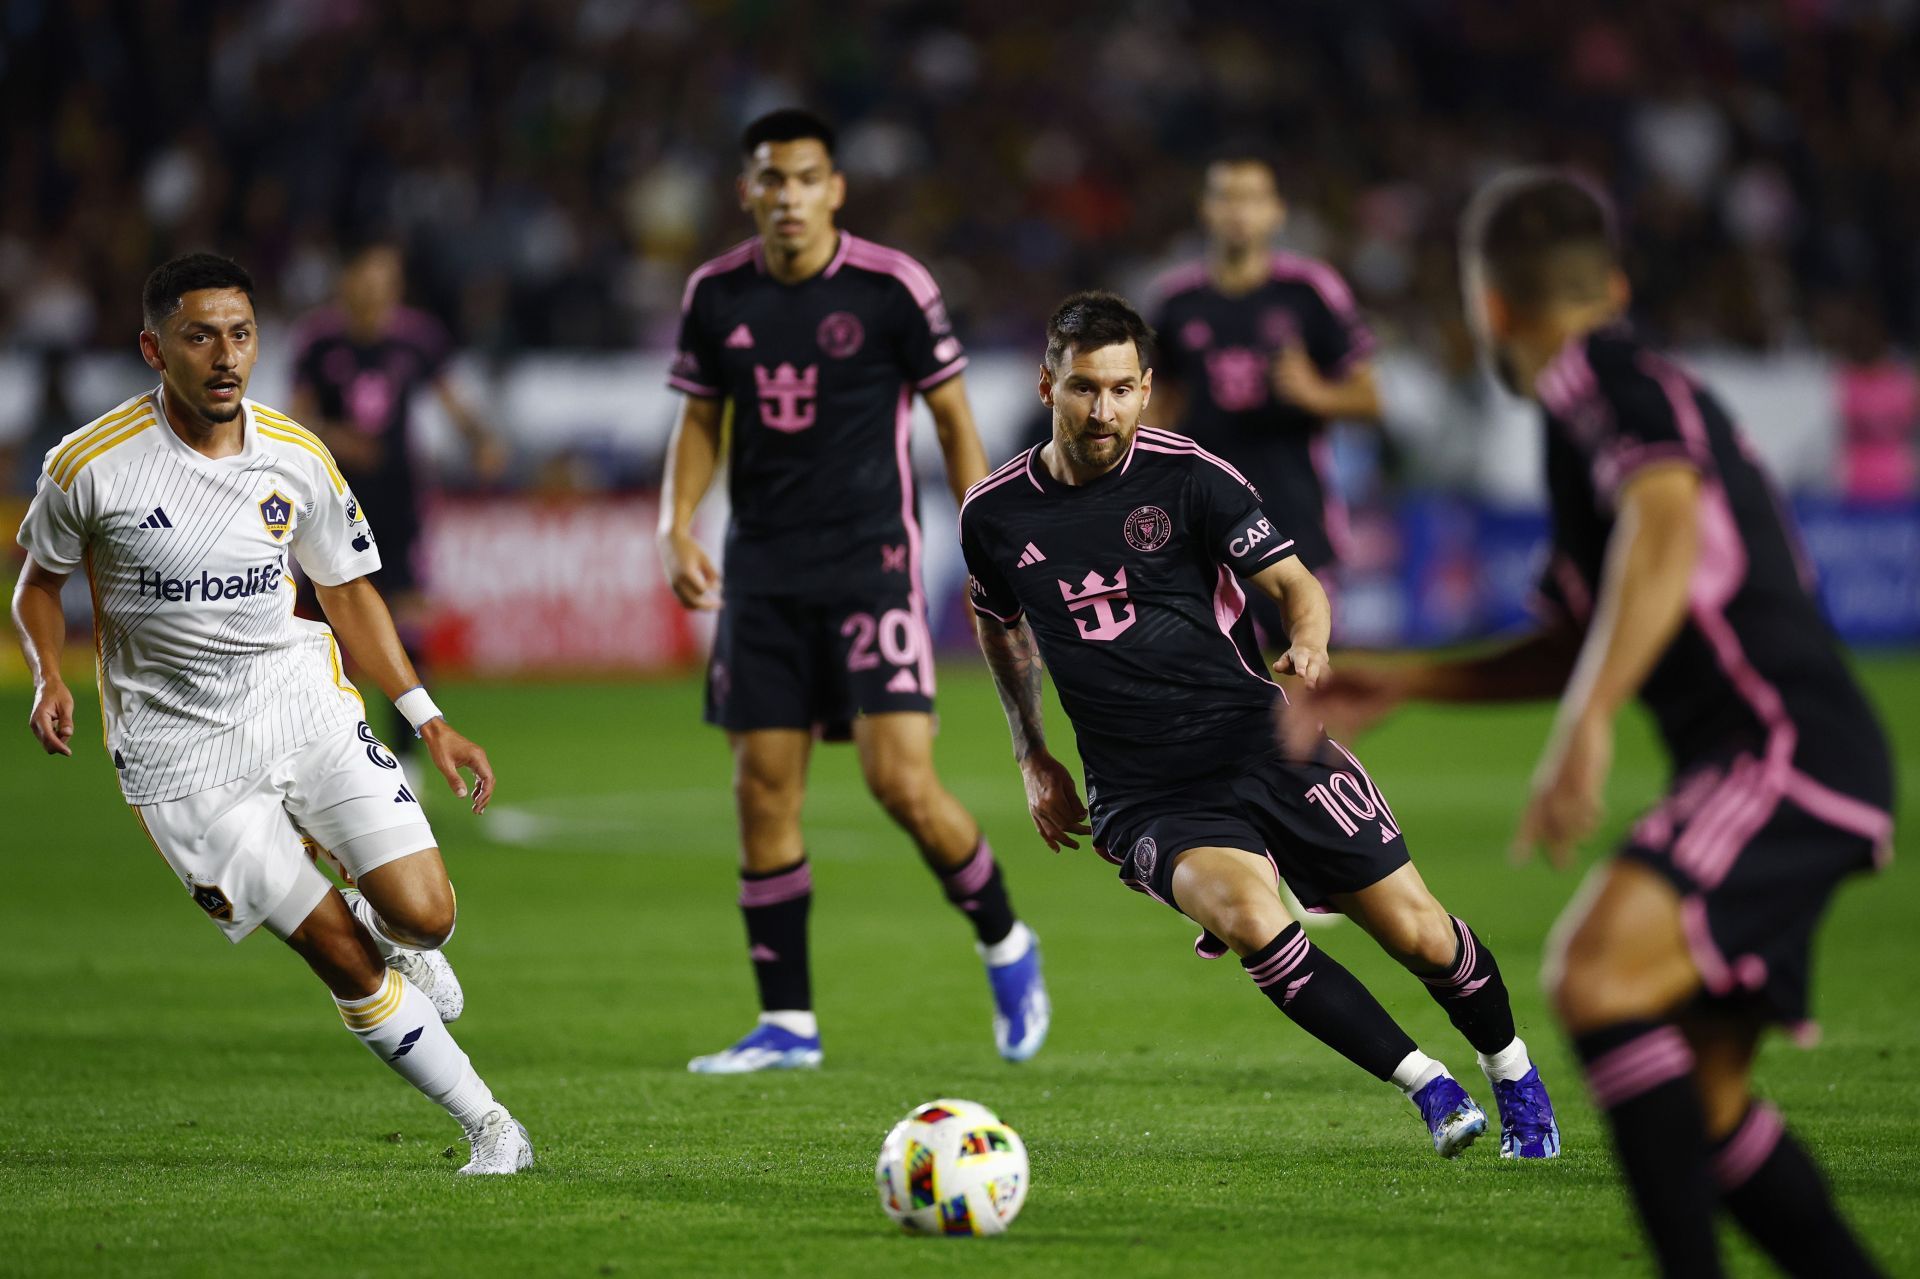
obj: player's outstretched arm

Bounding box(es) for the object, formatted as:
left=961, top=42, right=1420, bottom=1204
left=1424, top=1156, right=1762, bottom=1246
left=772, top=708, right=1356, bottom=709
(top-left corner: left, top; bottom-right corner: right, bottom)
left=972, top=611, right=1089, bottom=852
left=922, top=375, right=990, bottom=502
left=656, top=395, right=725, bottom=610
left=1515, top=463, right=1700, bottom=868
left=313, top=576, right=495, bottom=814
left=10, top=557, right=75, bottom=756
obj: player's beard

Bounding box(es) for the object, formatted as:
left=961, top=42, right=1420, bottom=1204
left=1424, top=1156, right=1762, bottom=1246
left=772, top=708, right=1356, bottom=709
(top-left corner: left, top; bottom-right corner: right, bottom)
left=1061, top=422, right=1130, bottom=471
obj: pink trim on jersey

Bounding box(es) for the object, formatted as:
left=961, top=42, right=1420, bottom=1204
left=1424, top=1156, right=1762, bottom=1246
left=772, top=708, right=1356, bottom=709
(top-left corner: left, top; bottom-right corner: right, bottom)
left=1713, top=1103, right=1785, bottom=1190
left=1117, top=428, right=1140, bottom=475
left=1536, top=336, right=1600, bottom=417
left=1147, top=259, right=1213, bottom=303
left=842, top=235, right=944, bottom=314
left=1269, top=250, right=1378, bottom=373
left=958, top=450, right=1037, bottom=521
left=1783, top=770, right=1895, bottom=862
left=915, top=356, right=968, bottom=390
left=894, top=387, right=936, bottom=698
left=1022, top=446, right=1045, bottom=492
left=679, top=239, right=759, bottom=313
left=1135, top=427, right=1257, bottom=489
left=821, top=232, right=853, bottom=278
left=1212, top=565, right=1282, bottom=690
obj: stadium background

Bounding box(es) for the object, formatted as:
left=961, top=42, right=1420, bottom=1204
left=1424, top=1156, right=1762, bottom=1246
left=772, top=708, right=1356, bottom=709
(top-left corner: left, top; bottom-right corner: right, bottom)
left=2, top=4, right=1917, bottom=1277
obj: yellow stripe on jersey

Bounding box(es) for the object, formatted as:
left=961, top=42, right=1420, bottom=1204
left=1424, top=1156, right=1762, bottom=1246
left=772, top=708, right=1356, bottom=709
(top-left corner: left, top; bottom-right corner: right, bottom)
left=47, top=398, right=151, bottom=480
left=324, top=634, right=366, bottom=711
left=256, top=422, right=346, bottom=493
left=338, top=969, right=405, bottom=1030
left=54, top=415, right=156, bottom=490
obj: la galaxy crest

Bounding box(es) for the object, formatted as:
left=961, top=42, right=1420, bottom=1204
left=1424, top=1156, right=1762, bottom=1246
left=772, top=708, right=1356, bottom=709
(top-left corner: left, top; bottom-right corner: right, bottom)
left=259, top=490, right=293, bottom=541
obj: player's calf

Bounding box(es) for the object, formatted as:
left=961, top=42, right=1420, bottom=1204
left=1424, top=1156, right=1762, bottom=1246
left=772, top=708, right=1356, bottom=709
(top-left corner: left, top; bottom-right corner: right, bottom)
left=286, top=892, right=525, bottom=1172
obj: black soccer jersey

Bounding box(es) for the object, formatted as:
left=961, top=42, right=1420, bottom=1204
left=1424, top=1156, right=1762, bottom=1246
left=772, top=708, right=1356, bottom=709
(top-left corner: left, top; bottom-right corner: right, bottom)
left=959, top=427, right=1300, bottom=794
left=289, top=305, right=451, bottom=509
left=1533, top=328, right=1890, bottom=807
left=1149, top=253, right=1376, bottom=570
left=670, top=233, right=968, bottom=598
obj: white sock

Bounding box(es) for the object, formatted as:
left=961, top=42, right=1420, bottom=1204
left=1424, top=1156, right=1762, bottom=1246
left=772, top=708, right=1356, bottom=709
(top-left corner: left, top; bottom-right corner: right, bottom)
left=759, top=1009, right=818, bottom=1039
left=978, top=920, right=1033, bottom=968
left=1389, top=1049, right=1448, bottom=1098
left=1477, top=1036, right=1533, bottom=1083
left=344, top=891, right=408, bottom=960
left=337, top=970, right=497, bottom=1135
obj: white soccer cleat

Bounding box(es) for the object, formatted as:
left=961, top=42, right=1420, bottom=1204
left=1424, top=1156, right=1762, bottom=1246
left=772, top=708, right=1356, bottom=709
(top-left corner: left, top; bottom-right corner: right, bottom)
left=458, top=1109, right=533, bottom=1175
left=387, top=946, right=465, bottom=1024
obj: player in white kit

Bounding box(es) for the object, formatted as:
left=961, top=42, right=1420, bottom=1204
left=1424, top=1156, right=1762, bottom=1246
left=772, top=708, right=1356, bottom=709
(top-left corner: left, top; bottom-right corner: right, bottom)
left=10, top=253, right=532, bottom=1174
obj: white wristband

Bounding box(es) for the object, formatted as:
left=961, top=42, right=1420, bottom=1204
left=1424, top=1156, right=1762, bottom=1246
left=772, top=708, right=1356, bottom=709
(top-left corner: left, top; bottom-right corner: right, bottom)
left=394, top=686, right=444, bottom=736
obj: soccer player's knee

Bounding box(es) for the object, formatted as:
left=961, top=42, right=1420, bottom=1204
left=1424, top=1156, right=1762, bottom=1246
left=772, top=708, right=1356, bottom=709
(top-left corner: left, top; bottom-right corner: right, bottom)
left=865, top=761, right=937, bottom=832
left=1380, top=900, right=1456, bottom=969
left=383, top=887, right=457, bottom=950
left=734, top=766, right=801, bottom=826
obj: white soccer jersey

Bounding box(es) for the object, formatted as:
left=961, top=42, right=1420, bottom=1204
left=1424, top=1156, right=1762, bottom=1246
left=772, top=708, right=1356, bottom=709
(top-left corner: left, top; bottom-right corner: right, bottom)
left=17, top=388, right=383, bottom=804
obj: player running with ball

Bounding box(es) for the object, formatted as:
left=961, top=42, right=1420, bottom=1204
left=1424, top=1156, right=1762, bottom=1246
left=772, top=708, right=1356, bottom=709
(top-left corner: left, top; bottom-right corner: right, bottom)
left=1305, top=172, right=1891, bottom=1275
left=11, top=253, right=530, bottom=1175
left=961, top=291, right=1559, bottom=1159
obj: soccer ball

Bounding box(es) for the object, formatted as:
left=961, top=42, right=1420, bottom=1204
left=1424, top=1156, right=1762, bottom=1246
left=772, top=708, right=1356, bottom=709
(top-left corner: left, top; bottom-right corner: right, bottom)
left=874, top=1098, right=1029, bottom=1236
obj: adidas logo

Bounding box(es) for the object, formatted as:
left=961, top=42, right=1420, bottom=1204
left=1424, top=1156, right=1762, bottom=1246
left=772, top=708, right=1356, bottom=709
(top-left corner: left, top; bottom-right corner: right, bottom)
left=138, top=507, right=173, bottom=530
left=394, top=785, right=418, bottom=804
left=389, top=1026, right=424, bottom=1060
left=724, top=324, right=755, bottom=349
left=1015, top=542, right=1046, bottom=568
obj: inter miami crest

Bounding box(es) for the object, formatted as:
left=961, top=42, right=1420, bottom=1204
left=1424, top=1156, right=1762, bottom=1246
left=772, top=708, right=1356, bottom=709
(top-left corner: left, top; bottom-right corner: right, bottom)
left=258, top=490, right=293, bottom=541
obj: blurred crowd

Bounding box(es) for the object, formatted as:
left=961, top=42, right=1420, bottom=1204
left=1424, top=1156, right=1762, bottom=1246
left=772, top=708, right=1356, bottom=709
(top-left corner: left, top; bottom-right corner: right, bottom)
left=4, top=0, right=1917, bottom=357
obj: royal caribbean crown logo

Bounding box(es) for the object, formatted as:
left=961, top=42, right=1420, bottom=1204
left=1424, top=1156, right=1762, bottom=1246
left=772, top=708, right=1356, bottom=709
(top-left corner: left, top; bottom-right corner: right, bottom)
left=258, top=490, right=293, bottom=541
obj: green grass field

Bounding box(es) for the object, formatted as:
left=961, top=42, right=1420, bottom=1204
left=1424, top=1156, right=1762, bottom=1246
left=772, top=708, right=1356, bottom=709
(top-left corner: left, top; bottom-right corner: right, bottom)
left=3, top=659, right=1916, bottom=1278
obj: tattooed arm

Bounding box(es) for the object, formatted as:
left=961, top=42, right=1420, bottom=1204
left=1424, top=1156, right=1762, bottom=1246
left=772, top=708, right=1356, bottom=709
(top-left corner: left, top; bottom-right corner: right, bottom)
left=973, top=611, right=1090, bottom=852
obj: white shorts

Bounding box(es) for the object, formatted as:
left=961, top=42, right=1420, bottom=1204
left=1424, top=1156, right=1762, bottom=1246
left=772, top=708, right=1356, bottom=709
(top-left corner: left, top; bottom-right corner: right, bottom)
left=133, top=720, right=437, bottom=943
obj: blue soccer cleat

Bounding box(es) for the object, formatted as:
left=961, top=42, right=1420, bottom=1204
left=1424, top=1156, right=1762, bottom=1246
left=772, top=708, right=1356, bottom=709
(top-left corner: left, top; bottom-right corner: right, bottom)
left=687, top=1022, right=823, bottom=1075
left=982, top=930, right=1050, bottom=1063
left=1490, top=1066, right=1561, bottom=1159
left=1412, top=1072, right=1488, bottom=1158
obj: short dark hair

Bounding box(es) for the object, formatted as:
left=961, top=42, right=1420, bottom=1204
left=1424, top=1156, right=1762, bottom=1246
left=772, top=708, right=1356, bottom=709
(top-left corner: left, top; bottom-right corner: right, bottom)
left=1461, top=169, right=1618, bottom=309
left=142, top=252, right=254, bottom=329
left=741, top=108, right=836, bottom=160
left=1044, top=291, right=1155, bottom=373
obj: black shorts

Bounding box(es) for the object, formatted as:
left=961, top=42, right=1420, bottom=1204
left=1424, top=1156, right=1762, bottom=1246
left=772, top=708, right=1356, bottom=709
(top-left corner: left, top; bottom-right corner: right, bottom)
left=1619, top=750, right=1892, bottom=1028
left=704, top=589, right=936, bottom=738
left=1090, top=740, right=1411, bottom=924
